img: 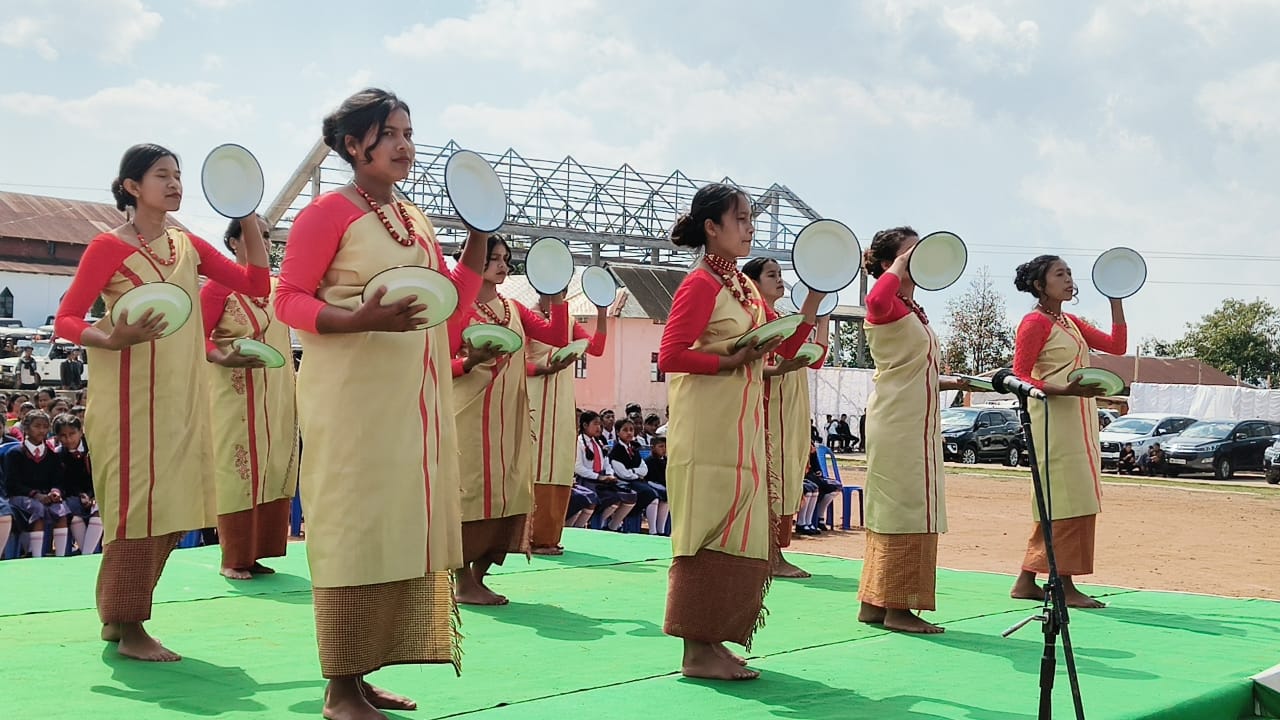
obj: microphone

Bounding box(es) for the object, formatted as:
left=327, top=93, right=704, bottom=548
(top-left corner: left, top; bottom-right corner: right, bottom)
left=991, top=368, right=1046, bottom=401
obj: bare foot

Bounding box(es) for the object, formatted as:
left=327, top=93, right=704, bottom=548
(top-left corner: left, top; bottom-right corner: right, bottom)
left=454, top=570, right=509, bottom=606
left=531, top=547, right=564, bottom=556
left=1064, top=588, right=1106, bottom=609
left=682, top=642, right=759, bottom=680
left=116, top=623, right=181, bottom=662
left=221, top=567, right=253, bottom=580
left=1010, top=574, right=1044, bottom=601
left=249, top=562, right=276, bottom=574
left=324, top=680, right=386, bottom=720
left=361, top=681, right=416, bottom=711
left=713, top=642, right=749, bottom=666
left=771, top=555, right=811, bottom=579
left=101, top=623, right=121, bottom=642
left=883, top=609, right=944, bottom=634
left=857, top=602, right=886, bottom=624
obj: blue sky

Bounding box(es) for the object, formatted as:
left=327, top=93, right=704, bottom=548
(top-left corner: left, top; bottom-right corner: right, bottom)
left=2, top=0, right=1277, bottom=343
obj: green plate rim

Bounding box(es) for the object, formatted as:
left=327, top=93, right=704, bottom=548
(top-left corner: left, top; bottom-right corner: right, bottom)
left=462, top=323, right=523, bottom=353
left=734, top=314, right=808, bottom=350
left=233, top=338, right=286, bottom=368
left=109, top=282, right=192, bottom=338
left=1069, top=367, right=1125, bottom=395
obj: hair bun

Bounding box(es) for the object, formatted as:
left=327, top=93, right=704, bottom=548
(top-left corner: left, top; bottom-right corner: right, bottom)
left=110, top=178, right=132, bottom=212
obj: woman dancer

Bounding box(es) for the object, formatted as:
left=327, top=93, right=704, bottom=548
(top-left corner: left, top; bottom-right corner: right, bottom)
left=856, top=227, right=968, bottom=633
left=275, top=88, right=488, bottom=719
left=658, top=183, right=822, bottom=680
left=1009, top=254, right=1126, bottom=608
left=201, top=214, right=299, bottom=580
left=55, top=142, right=270, bottom=660
left=742, top=257, right=830, bottom=578
left=448, top=235, right=567, bottom=605
left=527, top=291, right=607, bottom=555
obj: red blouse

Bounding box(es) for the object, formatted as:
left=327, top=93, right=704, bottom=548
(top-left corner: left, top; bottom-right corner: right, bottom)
left=1013, top=311, right=1128, bottom=389
left=763, top=304, right=823, bottom=369
left=54, top=232, right=270, bottom=344
left=448, top=300, right=569, bottom=378
left=865, top=273, right=911, bottom=326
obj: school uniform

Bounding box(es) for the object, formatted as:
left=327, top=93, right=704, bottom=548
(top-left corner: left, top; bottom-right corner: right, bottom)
left=574, top=434, right=636, bottom=510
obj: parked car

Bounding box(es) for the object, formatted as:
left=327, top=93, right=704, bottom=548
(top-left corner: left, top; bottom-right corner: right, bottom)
left=0, top=339, right=86, bottom=388
left=1099, top=413, right=1198, bottom=469
left=1265, top=441, right=1279, bottom=485
left=1160, top=419, right=1280, bottom=479
left=1098, top=408, right=1120, bottom=428
left=941, top=407, right=1023, bottom=466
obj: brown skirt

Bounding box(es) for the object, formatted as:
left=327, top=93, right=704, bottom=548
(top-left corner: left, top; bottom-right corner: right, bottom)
left=461, top=515, right=529, bottom=565
left=1022, top=514, right=1096, bottom=576
left=530, top=484, right=572, bottom=549
left=313, top=573, right=459, bottom=678
left=218, top=497, right=291, bottom=570
left=96, top=532, right=184, bottom=624
left=857, top=530, right=938, bottom=611
left=775, top=514, right=794, bottom=549
left=664, top=549, right=771, bottom=649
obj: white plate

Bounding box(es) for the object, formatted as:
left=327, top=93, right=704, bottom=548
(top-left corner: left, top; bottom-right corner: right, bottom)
left=201, top=144, right=264, bottom=219
left=110, top=282, right=192, bottom=338
left=581, top=265, right=618, bottom=307
left=791, top=219, right=861, bottom=293
left=1092, top=247, right=1147, bottom=299
left=525, top=237, right=574, bottom=295
left=551, top=339, right=591, bottom=364
left=789, top=283, right=839, bottom=317
left=445, top=149, right=507, bottom=233
left=910, top=231, right=967, bottom=291
left=361, top=266, right=458, bottom=328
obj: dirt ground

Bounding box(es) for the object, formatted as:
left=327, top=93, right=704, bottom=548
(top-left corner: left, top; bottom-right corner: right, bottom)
left=792, top=466, right=1280, bottom=600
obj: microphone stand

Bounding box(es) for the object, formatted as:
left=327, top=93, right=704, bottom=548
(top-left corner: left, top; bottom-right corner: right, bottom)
left=1002, top=394, right=1086, bottom=720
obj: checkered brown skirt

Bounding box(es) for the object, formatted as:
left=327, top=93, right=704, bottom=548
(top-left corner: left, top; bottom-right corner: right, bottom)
left=96, top=532, right=183, bottom=624
left=857, top=530, right=939, bottom=611
left=664, top=549, right=771, bottom=649
left=217, top=497, right=290, bottom=570
left=1021, top=514, right=1096, bottom=576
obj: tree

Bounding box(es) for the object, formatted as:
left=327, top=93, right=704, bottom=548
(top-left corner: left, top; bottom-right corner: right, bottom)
left=1167, top=298, right=1280, bottom=387
left=833, top=320, right=874, bottom=369
left=941, top=266, right=1014, bottom=375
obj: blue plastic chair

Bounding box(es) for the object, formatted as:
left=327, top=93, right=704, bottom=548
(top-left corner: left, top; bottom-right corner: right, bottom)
left=290, top=491, right=304, bottom=537
left=817, top=445, right=864, bottom=530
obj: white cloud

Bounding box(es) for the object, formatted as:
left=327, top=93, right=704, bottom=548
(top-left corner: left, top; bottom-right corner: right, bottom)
left=202, top=53, right=224, bottom=71
left=0, top=80, right=246, bottom=132
left=0, top=0, right=161, bottom=61
left=1198, top=62, right=1280, bottom=140
left=940, top=4, right=1039, bottom=73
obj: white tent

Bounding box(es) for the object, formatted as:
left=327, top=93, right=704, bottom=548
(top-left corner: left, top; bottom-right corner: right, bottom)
left=1128, top=382, right=1280, bottom=422
left=807, top=366, right=960, bottom=425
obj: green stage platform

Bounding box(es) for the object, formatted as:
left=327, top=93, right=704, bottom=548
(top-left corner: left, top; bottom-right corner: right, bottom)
left=1, top=531, right=1276, bottom=719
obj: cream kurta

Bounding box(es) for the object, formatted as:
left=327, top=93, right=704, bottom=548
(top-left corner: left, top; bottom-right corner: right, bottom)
left=87, top=228, right=215, bottom=544
left=1027, top=317, right=1103, bottom=521
left=295, top=205, right=463, bottom=588
left=207, top=279, right=299, bottom=517
left=454, top=298, right=534, bottom=522
left=667, top=273, right=770, bottom=562
left=765, top=362, right=812, bottom=517
left=863, top=309, right=947, bottom=535
left=527, top=334, right=575, bottom=488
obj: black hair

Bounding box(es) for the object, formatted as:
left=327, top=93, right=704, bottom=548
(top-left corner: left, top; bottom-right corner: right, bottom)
left=615, top=418, right=636, bottom=435
left=36, top=387, right=56, bottom=402
left=741, top=257, right=779, bottom=282
left=71, top=405, right=87, bottom=416
left=651, top=435, right=667, bottom=445
left=625, top=403, right=642, bottom=414
left=578, top=410, right=600, bottom=435
left=321, top=88, right=411, bottom=166
left=451, top=234, right=509, bottom=265
left=223, top=215, right=268, bottom=253
left=862, top=226, right=918, bottom=279
left=111, top=143, right=178, bottom=212
left=600, top=408, right=615, bottom=417
left=1014, top=255, right=1064, bottom=299
left=21, top=408, right=50, bottom=434
left=52, top=412, right=82, bottom=435
left=644, top=414, right=660, bottom=425
left=670, top=183, right=750, bottom=249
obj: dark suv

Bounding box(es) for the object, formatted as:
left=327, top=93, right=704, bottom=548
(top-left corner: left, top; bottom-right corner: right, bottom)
left=1161, top=419, right=1280, bottom=479
left=941, top=407, right=1023, bottom=466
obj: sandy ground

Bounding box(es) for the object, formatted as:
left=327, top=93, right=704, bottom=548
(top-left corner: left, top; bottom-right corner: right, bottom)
left=790, top=466, right=1280, bottom=600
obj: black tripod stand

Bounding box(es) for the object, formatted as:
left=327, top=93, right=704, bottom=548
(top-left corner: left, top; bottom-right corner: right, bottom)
left=1001, top=395, right=1087, bottom=720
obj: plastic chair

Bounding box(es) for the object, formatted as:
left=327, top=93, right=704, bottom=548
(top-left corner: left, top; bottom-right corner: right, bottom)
left=817, top=445, right=864, bottom=530
left=290, top=491, right=304, bottom=537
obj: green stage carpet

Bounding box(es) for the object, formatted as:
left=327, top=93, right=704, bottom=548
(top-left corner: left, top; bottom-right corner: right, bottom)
left=1, top=531, right=1276, bottom=719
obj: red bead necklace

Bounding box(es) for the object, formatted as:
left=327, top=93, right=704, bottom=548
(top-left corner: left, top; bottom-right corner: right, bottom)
left=132, top=224, right=177, bottom=266
left=1038, top=305, right=1073, bottom=331
left=353, top=184, right=420, bottom=247
left=898, top=293, right=930, bottom=325
left=703, top=253, right=757, bottom=315
left=475, top=296, right=511, bottom=326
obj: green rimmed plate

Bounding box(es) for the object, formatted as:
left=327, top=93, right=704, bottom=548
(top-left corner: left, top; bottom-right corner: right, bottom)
left=463, top=323, right=523, bottom=353
left=233, top=338, right=286, bottom=368
left=794, top=342, right=825, bottom=365
left=1068, top=367, right=1125, bottom=396
left=110, top=282, right=192, bottom=338
left=551, top=339, right=590, bottom=364
left=362, top=265, right=458, bottom=329
left=734, top=314, right=807, bottom=351
left=956, top=374, right=995, bottom=392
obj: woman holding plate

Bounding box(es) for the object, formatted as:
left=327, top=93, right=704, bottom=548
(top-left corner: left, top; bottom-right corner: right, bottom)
left=527, top=290, right=608, bottom=556
left=741, top=257, right=830, bottom=579
left=658, top=183, right=823, bottom=681
left=858, top=226, right=968, bottom=634
left=54, top=143, right=271, bottom=661
left=1009, top=254, right=1126, bottom=609
left=275, top=89, right=490, bottom=719
left=200, top=214, right=299, bottom=581
left=447, top=234, right=568, bottom=605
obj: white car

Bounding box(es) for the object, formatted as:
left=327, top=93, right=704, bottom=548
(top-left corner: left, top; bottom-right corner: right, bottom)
left=1098, top=413, right=1198, bottom=469
left=0, top=339, right=87, bottom=388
